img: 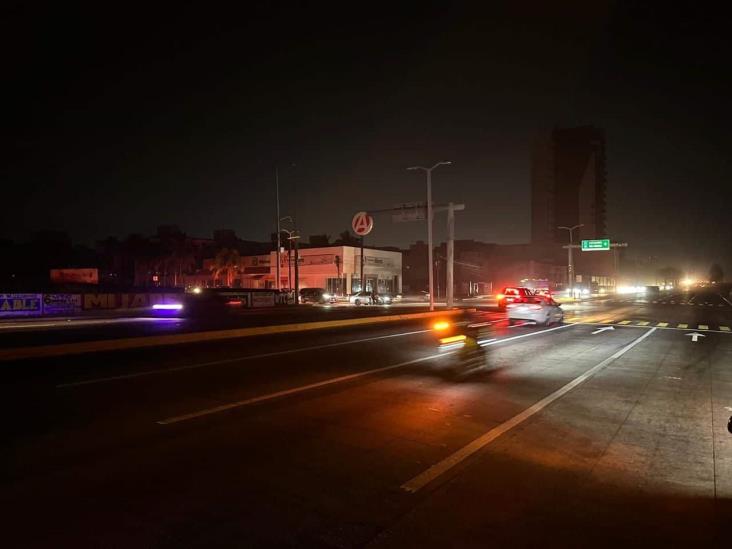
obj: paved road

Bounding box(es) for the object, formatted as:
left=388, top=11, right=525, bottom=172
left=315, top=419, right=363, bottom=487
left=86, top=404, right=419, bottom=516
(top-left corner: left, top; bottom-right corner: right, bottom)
left=2, top=293, right=732, bottom=547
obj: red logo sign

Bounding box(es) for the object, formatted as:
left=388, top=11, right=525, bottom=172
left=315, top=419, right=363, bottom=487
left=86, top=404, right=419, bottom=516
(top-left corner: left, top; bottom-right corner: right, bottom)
left=351, top=211, right=374, bottom=236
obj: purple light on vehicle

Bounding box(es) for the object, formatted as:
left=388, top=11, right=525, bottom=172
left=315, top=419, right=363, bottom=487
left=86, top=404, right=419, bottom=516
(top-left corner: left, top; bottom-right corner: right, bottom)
left=152, top=303, right=184, bottom=311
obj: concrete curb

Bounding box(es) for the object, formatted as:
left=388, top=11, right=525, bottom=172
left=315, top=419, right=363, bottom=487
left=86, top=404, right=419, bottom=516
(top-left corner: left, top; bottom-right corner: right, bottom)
left=0, top=309, right=466, bottom=362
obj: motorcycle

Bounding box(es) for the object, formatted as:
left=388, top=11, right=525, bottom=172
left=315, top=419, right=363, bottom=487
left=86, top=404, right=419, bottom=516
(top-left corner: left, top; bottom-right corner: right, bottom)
left=431, top=313, right=493, bottom=376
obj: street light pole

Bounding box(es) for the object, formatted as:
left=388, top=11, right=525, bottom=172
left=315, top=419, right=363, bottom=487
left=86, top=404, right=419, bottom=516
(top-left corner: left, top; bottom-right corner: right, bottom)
left=558, top=224, right=583, bottom=297
left=275, top=166, right=281, bottom=291
left=407, top=161, right=451, bottom=311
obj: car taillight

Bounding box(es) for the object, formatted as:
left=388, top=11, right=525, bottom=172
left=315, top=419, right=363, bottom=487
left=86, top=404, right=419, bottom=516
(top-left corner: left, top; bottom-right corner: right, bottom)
left=496, top=293, right=504, bottom=300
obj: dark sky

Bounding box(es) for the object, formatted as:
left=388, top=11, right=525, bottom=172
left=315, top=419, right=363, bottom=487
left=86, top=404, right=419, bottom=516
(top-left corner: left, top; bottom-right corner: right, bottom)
left=4, top=1, right=731, bottom=276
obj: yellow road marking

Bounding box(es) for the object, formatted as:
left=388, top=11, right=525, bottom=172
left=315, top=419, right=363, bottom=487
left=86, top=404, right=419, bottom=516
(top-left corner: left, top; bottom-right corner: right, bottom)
left=637, top=321, right=650, bottom=326
left=698, top=324, right=709, bottom=330
left=721, top=326, right=731, bottom=332
left=618, top=320, right=632, bottom=325
left=677, top=323, right=688, bottom=329
left=600, top=319, right=615, bottom=324
left=656, top=322, right=669, bottom=327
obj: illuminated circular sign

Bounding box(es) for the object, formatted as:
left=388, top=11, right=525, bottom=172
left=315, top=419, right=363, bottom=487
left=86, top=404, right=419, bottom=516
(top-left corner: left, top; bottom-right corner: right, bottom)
left=351, top=211, right=374, bottom=236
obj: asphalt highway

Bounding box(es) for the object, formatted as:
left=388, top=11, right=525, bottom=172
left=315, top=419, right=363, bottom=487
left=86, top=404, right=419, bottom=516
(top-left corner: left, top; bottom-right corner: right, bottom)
left=2, top=287, right=732, bottom=547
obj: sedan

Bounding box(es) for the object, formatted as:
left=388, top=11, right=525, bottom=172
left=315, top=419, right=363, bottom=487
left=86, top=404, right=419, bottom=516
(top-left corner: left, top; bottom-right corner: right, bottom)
left=507, top=298, right=563, bottom=326
left=348, top=291, right=374, bottom=306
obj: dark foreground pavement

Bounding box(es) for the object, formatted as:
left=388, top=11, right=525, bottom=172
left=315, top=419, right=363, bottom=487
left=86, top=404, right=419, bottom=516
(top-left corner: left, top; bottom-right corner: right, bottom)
left=2, top=306, right=732, bottom=547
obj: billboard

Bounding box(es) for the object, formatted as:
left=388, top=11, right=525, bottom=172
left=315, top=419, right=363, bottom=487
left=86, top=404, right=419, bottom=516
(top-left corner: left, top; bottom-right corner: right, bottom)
left=0, top=293, right=43, bottom=317
left=42, top=294, right=82, bottom=315
left=50, top=268, right=99, bottom=284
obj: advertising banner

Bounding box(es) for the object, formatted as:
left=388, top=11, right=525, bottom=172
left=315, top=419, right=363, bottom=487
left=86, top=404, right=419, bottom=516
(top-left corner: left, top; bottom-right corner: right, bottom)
left=0, top=293, right=43, bottom=317
left=42, top=294, right=82, bottom=315
left=50, top=268, right=99, bottom=284
left=82, top=293, right=182, bottom=310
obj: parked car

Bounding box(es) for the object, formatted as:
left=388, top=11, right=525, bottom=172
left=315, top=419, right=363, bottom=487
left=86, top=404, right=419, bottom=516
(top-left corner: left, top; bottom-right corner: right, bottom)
left=497, top=287, right=536, bottom=311
left=299, top=288, right=335, bottom=304
left=348, top=291, right=374, bottom=305
left=507, top=297, right=563, bottom=326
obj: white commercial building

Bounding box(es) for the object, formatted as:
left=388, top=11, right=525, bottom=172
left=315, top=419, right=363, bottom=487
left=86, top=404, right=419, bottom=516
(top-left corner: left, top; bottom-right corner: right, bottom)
left=199, top=245, right=402, bottom=295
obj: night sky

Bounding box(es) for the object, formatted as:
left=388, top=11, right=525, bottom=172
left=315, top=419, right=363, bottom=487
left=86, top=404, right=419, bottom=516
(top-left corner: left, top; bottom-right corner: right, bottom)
left=4, top=2, right=731, bottom=275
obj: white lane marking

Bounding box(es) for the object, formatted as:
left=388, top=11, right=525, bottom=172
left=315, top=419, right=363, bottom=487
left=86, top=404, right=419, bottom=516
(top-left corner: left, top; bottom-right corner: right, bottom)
left=592, top=326, right=615, bottom=334
left=157, top=353, right=448, bottom=425
left=58, top=329, right=429, bottom=388
left=401, top=328, right=658, bottom=493
left=722, top=295, right=732, bottom=307
left=157, top=323, right=575, bottom=425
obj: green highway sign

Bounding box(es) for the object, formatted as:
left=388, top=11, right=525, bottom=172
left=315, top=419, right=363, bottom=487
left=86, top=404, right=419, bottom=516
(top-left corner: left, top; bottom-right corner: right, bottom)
left=581, top=239, right=610, bottom=251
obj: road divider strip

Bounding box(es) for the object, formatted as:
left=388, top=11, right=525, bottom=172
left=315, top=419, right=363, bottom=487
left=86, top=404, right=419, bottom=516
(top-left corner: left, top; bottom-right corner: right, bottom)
left=0, top=309, right=467, bottom=362
left=401, top=327, right=658, bottom=493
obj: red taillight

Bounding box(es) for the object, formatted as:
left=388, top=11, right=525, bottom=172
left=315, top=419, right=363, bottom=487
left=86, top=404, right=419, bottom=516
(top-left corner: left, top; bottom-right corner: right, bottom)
left=226, top=300, right=242, bottom=306
left=433, top=320, right=451, bottom=331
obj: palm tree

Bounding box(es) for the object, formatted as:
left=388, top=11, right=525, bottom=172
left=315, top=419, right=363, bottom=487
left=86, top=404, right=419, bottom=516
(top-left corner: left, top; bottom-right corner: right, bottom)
left=211, top=248, right=241, bottom=287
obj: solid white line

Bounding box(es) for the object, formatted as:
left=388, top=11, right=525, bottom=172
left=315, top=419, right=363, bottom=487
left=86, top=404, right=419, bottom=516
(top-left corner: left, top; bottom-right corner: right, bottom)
left=401, top=327, right=658, bottom=493
left=157, top=353, right=448, bottom=425
left=58, top=329, right=429, bottom=388
left=157, top=323, right=577, bottom=425
left=721, top=295, right=732, bottom=307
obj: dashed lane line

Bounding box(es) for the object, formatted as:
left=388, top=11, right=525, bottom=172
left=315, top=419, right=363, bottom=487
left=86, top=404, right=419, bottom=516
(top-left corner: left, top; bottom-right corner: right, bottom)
left=699, top=324, right=709, bottom=330
left=401, top=328, right=659, bottom=493
left=657, top=322, right=669, bottom=327
left=618, top=320, right=632, bottom=325
left=678, top=323, right=689, bottom=329
left=637, top=321, right=650, bottom=326
left=721, top=326, right=731, bottom=332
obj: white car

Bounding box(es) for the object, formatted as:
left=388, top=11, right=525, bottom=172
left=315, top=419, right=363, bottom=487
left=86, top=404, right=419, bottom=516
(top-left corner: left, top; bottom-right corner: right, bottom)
left=507, top=298, right=563, bottom=326
left=348, top=291, right=374, bottom=306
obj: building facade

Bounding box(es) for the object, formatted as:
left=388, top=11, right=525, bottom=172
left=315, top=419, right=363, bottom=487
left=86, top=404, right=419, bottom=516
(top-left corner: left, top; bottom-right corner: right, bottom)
left=531, top=126, right=608, bottom=246
left=191, top=245, right=402, bottom=295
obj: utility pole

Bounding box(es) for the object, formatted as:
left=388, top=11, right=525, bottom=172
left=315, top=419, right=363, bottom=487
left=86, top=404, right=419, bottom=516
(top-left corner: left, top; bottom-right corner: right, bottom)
left=360, top=235, right=365, bottom=292
left=275, top=167, right=281, bottom=291
left=293, top=233, right=300, bottom=305
left=407, top=161, right=451, bottom=311
left=446, top=202, right=455, bottom=308
left=558, top=224, right=583, bottom=297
